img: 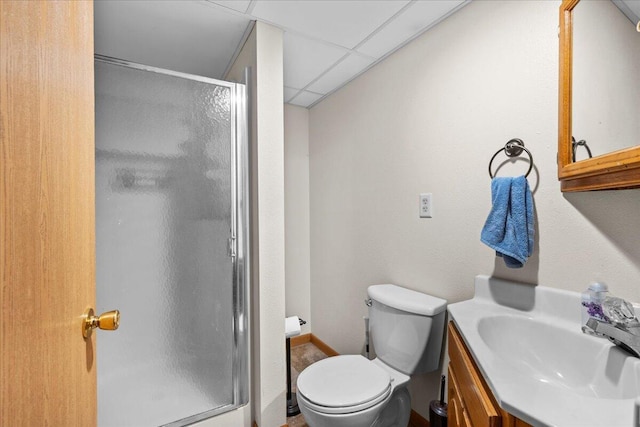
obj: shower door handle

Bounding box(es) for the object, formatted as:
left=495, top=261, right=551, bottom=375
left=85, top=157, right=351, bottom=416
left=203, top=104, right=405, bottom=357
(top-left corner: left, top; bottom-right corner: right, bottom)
left=82, top=308, right=120, bottom=339
left=228, top=236, right=236, bottom=259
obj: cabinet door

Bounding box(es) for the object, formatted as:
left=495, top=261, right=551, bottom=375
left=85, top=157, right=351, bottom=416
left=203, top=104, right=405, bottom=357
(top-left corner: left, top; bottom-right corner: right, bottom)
left=448, top=366, right=463, bottom=427
left=448, top=366, right=473, bottom=427
left=501, top=409, right=533, bottom=427
left=448, top=323, right=501, bottom=427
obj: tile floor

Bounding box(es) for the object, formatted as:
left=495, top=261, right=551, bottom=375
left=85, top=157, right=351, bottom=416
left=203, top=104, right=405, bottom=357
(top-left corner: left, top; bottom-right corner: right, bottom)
left=286, top=342, right=330, bottom=427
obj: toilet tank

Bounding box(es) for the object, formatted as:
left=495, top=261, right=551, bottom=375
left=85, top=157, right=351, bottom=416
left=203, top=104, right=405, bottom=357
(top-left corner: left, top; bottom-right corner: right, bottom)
left=368, top=284, right=447, bottom=375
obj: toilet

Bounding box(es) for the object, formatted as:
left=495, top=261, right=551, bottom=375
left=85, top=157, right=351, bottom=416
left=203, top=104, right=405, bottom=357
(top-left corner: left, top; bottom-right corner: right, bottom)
left=296, top=284, right=447, bottom=427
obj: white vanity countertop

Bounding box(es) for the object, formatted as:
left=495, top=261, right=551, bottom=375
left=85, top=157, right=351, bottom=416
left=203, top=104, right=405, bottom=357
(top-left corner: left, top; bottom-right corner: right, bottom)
left=448, top=275, right=640, bottom=427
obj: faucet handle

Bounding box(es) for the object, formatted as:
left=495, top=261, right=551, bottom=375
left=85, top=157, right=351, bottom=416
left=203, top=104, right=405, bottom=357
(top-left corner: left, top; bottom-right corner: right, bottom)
left=603, top=296, right=637, bottom=326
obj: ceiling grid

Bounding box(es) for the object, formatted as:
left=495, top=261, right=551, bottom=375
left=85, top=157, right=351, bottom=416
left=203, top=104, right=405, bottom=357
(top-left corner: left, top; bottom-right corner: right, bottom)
left=95, top=0, right=471, bottom=108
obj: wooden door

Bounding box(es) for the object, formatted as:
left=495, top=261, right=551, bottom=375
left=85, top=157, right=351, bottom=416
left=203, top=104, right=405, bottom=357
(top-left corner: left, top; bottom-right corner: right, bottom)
left=1, top=1, right=96, bottom=426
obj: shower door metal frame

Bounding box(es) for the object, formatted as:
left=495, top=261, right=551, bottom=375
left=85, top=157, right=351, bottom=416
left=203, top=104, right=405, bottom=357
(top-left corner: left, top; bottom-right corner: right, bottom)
left=94, top=55, right=250, bottom=426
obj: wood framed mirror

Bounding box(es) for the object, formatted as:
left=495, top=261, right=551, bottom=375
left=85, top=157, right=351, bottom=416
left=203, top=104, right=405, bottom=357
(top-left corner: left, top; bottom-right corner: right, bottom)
left=558, top=0, right=640, bottom=192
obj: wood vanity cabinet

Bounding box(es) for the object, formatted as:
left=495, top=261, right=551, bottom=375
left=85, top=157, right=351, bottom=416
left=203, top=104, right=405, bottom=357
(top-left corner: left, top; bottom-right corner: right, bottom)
left=448, top=322, right=532, bottom=427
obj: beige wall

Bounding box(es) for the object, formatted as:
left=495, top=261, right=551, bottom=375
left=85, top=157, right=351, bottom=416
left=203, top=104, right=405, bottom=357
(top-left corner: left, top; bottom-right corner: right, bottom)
left=226, top=21, right=286, bottom=427
left=284, top=105, right=312, bottom=335
left=307, top=0, right=640, bottom=420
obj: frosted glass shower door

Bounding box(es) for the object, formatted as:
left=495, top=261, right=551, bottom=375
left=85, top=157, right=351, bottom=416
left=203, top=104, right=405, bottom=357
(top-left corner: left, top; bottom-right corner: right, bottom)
left=94, top=58, right=248, bottom=427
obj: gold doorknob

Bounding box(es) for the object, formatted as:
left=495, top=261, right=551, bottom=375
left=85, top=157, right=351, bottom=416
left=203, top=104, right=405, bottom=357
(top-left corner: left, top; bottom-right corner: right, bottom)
left=82, top=308, right=120, bottom=339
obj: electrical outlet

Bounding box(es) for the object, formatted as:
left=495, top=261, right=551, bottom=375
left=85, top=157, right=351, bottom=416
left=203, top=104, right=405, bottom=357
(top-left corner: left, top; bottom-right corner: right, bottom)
left=419, top=193, right=433, bottom=218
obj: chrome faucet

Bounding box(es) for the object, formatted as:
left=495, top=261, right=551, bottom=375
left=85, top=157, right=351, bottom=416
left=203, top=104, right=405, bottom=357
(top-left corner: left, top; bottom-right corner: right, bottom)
left=586, top=318, right=640, bottom=358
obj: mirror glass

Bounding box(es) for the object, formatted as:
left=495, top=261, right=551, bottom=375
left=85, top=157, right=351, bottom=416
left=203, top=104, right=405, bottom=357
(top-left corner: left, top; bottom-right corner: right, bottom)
left=572, top=0, right=640, bottom=162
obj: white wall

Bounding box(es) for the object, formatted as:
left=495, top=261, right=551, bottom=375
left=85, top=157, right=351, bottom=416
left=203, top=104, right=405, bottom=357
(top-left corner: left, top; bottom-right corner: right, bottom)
left=227, top=21, right=287, bottom=427
left=254, top=22, right=286, bottom=427
left=284, top=105, right=312, bottom=335
left=307, top=0, right=640, bottom=420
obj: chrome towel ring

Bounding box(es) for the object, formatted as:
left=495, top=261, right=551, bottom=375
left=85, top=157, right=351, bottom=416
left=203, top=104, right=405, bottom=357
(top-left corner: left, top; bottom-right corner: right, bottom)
left=488, top=138, right=533, bottom=178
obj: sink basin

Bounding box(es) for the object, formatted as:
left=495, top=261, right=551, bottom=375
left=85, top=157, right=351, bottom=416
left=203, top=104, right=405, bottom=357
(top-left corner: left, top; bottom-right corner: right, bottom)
left=448, top=275, right=640, bottom=427
left=477, top=315, right=640, bottom=399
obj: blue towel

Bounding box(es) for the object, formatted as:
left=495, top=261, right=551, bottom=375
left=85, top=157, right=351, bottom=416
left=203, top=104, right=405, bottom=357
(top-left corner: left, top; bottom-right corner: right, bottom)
left=481, top=176, right=534, bottom=268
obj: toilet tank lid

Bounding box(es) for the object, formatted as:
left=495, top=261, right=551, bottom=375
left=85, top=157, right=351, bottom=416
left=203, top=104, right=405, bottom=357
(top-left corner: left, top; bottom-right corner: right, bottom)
left=368, top=284, right=447, bottom=316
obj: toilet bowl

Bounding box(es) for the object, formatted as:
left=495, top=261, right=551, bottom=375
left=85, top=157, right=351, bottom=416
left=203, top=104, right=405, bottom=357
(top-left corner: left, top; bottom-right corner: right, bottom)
left=296, top=284, right=447, bottom=427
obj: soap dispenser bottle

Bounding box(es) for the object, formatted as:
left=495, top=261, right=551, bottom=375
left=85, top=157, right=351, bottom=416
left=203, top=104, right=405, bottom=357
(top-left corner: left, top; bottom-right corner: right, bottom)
left=581, top=282, right=609, bottom=335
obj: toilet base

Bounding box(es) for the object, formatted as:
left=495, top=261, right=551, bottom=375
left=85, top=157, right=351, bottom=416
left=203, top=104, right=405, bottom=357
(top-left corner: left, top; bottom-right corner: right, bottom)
left=287, top=392, right=300, bottom=417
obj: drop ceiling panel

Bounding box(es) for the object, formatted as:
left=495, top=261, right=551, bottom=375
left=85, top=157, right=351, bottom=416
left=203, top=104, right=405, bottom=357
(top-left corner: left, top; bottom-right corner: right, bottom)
left=95, top=0, right=469, bottom=109
left=95, top=0, right=250, bottom=79
left=357, top=0, right=468, bottom=59
left=307, top=54, right=376, bottom=95
left=289, top=90, right=325, bottom=108
left=284, top=87, right=301, bottom=103
left=208, top=0, right=252, bottom=14
left=284, top=33, right=348, bottom=91
left=252, top=0, right=410, bottom=49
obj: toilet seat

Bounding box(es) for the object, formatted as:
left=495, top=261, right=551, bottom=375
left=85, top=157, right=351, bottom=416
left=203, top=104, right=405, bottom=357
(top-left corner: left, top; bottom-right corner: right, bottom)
left=297, top=355, right=392, bottom=415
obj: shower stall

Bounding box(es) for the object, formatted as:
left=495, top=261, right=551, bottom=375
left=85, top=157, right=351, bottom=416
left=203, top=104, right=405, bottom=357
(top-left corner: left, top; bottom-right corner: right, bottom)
left=94, top=56, right=249, bottom=426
